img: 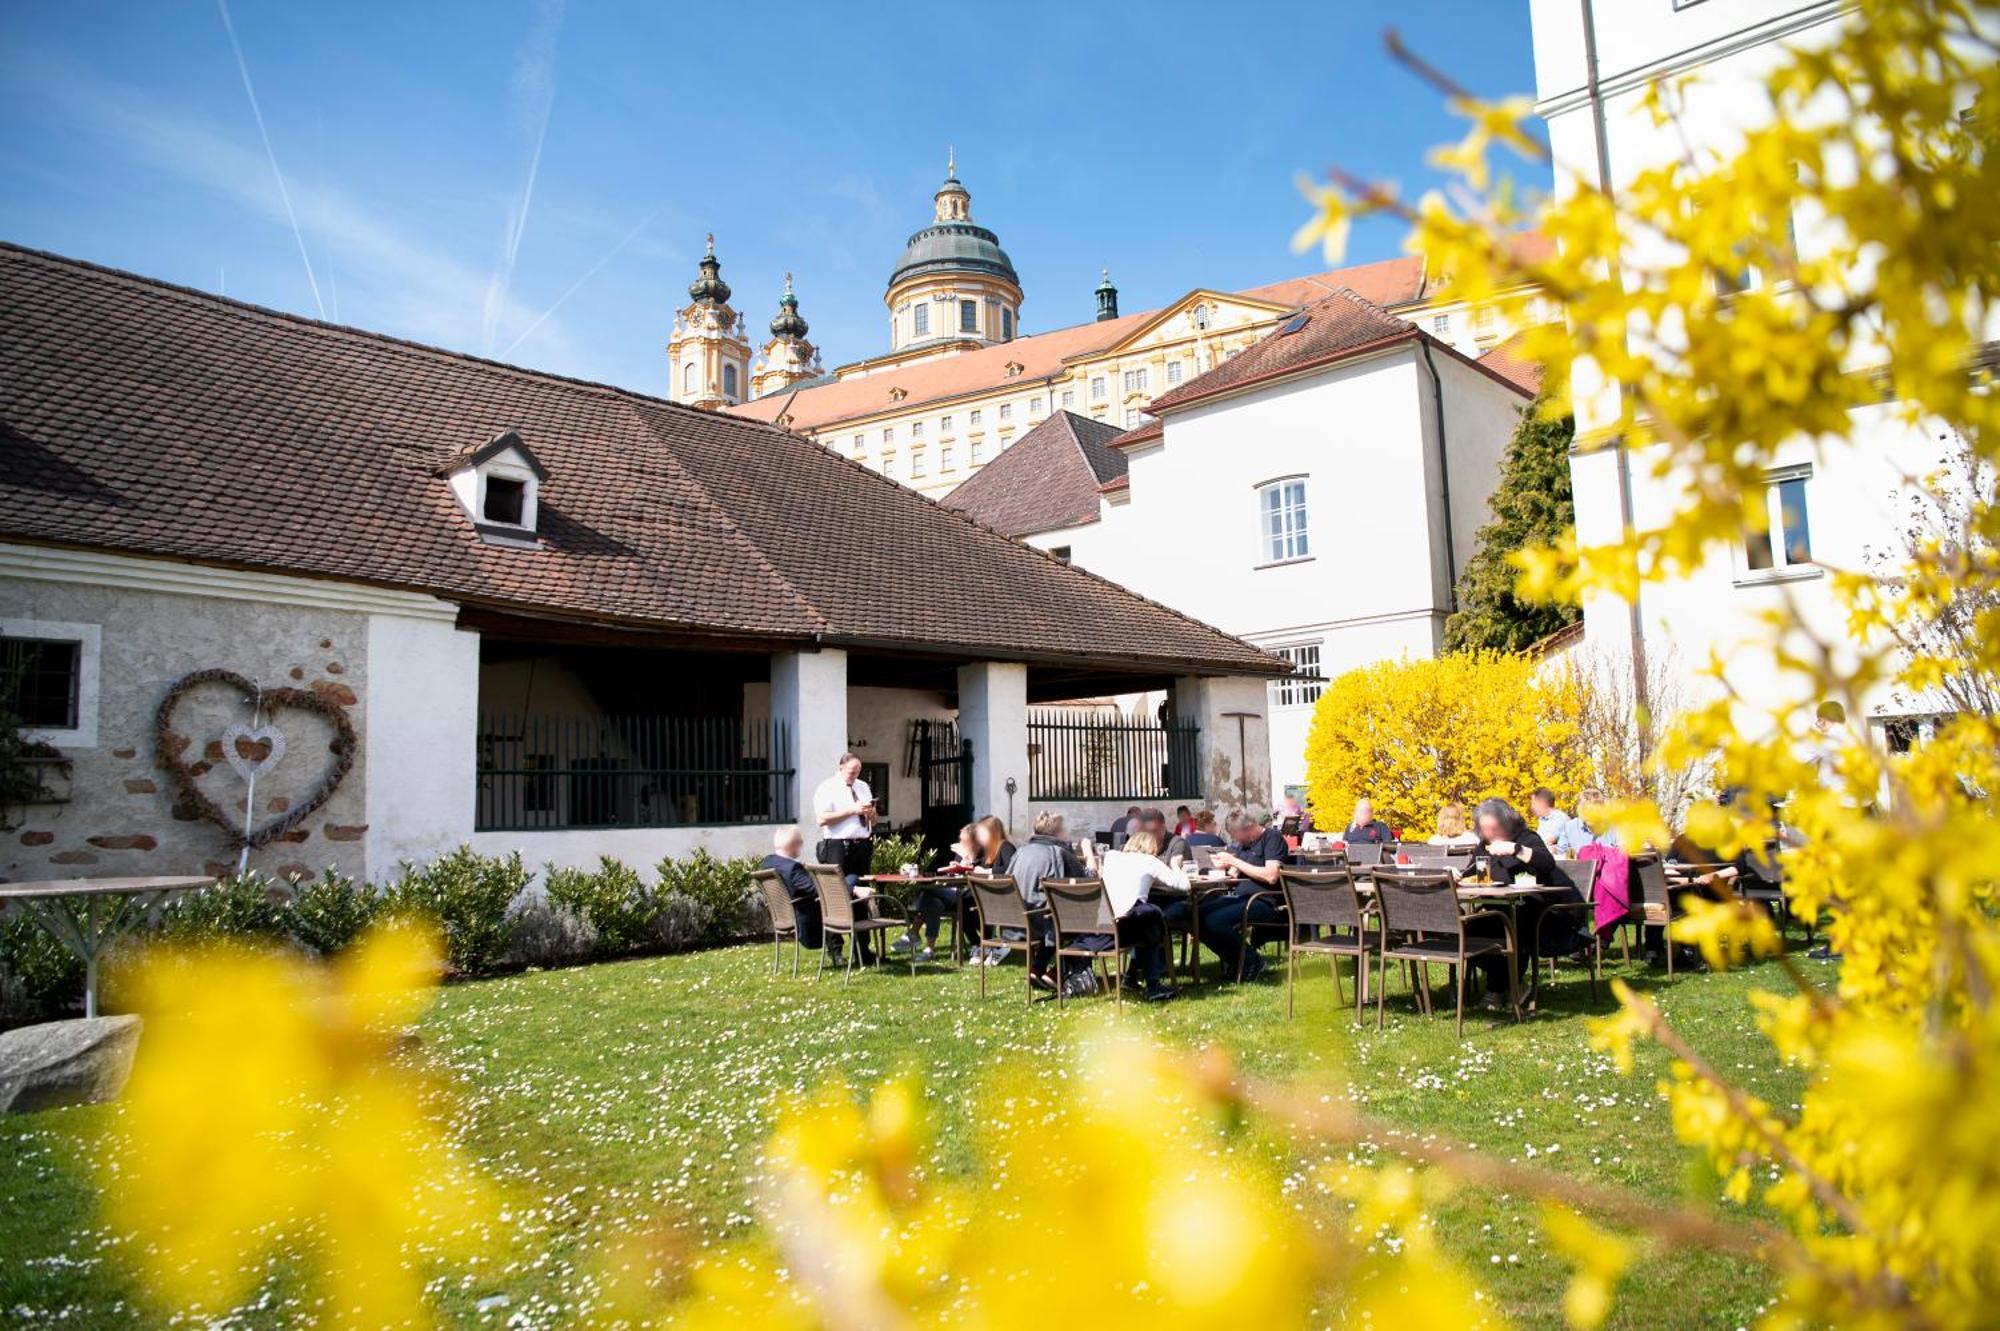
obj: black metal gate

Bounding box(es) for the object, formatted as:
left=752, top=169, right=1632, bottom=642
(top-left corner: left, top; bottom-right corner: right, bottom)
left=910, top=718, right=973, bottom=855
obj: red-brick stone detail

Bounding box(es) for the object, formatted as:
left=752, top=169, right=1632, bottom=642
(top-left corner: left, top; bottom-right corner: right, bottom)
left=87, top=834, right=158, bottom=851
left=19, top=830, right=54, bottom=846
left=49, top=850, right=99, bottom=865
left=124, top=778, right=157, bottom=794
left=323, top=824, right=368, bottom=842
left=311, top=680, right=359, bottom=707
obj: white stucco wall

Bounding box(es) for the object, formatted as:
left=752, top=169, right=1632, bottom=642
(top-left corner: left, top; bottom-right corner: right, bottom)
left=467, top=823, right=780, bottom=872
left=1025, top=342, right=1525, bottom=793
left=957, top=660, right=1029, bottom=838
left=769, top=648, right=848, bottom=826
left=364, top=612, right=480, bottom=876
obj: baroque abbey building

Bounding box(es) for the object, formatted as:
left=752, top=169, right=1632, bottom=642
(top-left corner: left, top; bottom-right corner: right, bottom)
left=666, top=155, right=1547, bottom=500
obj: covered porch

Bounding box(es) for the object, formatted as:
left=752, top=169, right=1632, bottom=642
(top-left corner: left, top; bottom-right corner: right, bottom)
left=461, top=609, right=1274, bottom=867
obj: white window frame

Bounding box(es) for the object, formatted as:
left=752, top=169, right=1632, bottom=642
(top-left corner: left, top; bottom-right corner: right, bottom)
left=1090, top=377, right=1107, bottom=400
left=1165, top=362, right=1182, bottom=385
left=1736, top=463, right=1820, bottom=586
left=2, top=618, right=102, bottom=748
left=1254, top=475, right=1311, bottom=566
left=998, top=403, right=1012, bottom=420
left=911, top=420, right=924, bottom=438
left=1267, top=641, right=1324, bottom=710
left=913, top=304, right=930, bottom=337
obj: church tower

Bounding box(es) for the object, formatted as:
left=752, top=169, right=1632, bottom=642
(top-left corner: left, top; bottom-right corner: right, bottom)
left=884, top=150, right=1023, bottom=355
left=666, top=235, right=751, bottom=410
left=750, top=273, right=823, bottom=398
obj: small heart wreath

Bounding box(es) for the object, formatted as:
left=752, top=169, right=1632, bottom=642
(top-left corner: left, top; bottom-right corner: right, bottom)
left=154, top=668, right=358, bottom=849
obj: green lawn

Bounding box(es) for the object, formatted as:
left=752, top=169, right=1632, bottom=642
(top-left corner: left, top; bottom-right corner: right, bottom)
left=0, top=933, right=1807, bottom=1329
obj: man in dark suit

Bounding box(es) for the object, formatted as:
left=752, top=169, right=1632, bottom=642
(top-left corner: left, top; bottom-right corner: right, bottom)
left=762, top=826, right=869, bottom=964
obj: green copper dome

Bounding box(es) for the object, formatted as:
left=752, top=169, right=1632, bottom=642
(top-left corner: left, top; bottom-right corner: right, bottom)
left=688, top=234, right=731, bottom=305
left=769, top=273, right=809, bottom=339
left=889, top=223, right=1018, bottom=290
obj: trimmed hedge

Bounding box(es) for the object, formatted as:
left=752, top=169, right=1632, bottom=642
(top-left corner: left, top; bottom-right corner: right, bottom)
left=0, top=846, right=761, bottom=1025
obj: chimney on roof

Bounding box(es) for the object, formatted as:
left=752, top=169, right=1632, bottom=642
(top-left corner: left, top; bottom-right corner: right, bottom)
left=1094, top=267, right=1119, bottom=322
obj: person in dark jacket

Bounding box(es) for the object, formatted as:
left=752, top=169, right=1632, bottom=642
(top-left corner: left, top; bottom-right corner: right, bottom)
left=1344, top=799, right=1396, bottom=845
left=761, top=825, right=867, bottom=963
left=1184, top=809, right=1226, bottom=848
left=1469, top=797, right=1575, bottom=1008
left=1161, top=811, right=1289, bottom=982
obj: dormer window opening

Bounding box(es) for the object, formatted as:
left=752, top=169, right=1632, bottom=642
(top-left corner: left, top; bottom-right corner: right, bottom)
left=484, top=476, right=527, bottom=526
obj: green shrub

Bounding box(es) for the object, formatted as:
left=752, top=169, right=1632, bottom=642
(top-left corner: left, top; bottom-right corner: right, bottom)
left=382, top=847, right=527, bottom=974
left=158, top=870, right=292, bottom=944
left=542, top=856, right=656, bottom=956
left=0, top=916, right=84, bottom=1019
left=654, top=849, right=756, bottom=945
left=870, top=832, right=934, bottom=877
left=288, top=868, right=382, bottom=958
left=507, top=897, right=598, bottom=969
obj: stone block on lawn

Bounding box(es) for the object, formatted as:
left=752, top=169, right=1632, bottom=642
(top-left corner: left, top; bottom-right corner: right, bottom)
left=0, top=1016, right=142, bottom=1114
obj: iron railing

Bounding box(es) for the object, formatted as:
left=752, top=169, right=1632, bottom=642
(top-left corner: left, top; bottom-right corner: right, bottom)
left=475, top=713, right=793, bottom=831
left=1027, top=710, right=1200, bottom=801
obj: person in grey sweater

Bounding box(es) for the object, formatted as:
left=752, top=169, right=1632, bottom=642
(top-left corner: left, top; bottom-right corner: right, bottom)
left=1006, top=809, right=1092, bottom=987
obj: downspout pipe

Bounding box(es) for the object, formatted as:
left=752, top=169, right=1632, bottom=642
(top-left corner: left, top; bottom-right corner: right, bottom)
left=1579, top=0, right=1652, bottom=741
left=1418, top=338, right=1460, bottom=614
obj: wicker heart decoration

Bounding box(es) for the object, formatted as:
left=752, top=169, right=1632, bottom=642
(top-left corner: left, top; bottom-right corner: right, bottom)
left=155, top=668, right=357, bottom=849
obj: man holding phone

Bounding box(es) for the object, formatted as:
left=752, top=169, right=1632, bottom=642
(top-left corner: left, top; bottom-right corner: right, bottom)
left=813, top=752, right=877, bottom=889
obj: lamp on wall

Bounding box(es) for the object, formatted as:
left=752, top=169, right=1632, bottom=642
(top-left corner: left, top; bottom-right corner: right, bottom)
left=1005, top=776, right=1018, bottom=834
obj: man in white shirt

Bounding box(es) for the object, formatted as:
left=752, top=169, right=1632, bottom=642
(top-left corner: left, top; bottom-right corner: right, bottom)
left=1530, top=787, right=1594, bottom=857
left=812, top=752, right=876, bottom=889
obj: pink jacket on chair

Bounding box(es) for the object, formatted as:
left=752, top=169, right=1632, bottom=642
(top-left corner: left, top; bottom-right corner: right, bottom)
left=1578, top=842, right=1631, bottom=932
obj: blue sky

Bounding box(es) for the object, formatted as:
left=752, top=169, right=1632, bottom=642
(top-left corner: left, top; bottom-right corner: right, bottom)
left=0, top=1, right=1546, bottom=396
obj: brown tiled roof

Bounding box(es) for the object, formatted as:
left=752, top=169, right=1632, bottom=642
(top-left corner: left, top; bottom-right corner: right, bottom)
left=939, top=411, right=1127, bottom=537
left=0, top=243, right=1283, bottom=677
left=1476, top=332, right=1544, bottom=395
left=727, top=255, right=1434, bottom=435
left=1108, top=418, right=1163, bottom=451
left=1146, top=288, right=1423, bottom=414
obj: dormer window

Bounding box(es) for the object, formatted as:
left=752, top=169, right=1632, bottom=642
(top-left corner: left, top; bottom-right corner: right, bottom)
left=483, top=476, right=526, bottom=526
left=443, top=428, right=548, bottom=548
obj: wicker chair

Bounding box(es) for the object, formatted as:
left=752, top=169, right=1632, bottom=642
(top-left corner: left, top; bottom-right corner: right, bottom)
left=966, top=875, right=1041, bottom=1002
left=1277, top=866, right=1374, bottom=1019
left=750, top=868, right=802, bottom=977
left=1542, top=858, right=1604, bottom=1001
left=809, top=864, right=911, bottom=982
left=1043, top=877, right=1124, bottom=1006
left=1372, top=869, right=1520, bottom=1037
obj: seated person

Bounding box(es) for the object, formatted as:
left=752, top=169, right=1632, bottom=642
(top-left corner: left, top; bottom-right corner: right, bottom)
left=1161, top=811, right=1289, bottom=982
left=974, top=814, right=1018, bottom=874
left=1279, top=793, right=1315, bottom=836
left=1530, top=787, right=1597, bottom=857
left=1094, top=829, right=1181, bottom=1001
left=1430, top=802, right=1481, bottom=847
left=1007, top=810, right=1090, bottom=986
left=1185, top=810, right=1226, bottom=849
left=1468, top=797, right=1578, bottom=1009
left=1172, top=805, right=1199, bottom=838
left=1136, top=807, right=1192, bottom=865
left=949, top=822, right=981, bottom=867
left=1344, top=799, right=1396, bottom=845
left=761, top=825, right=868, bottom=964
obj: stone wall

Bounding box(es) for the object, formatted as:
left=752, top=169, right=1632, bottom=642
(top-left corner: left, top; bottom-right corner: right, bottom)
left=3, top=576, right=372, bottom=883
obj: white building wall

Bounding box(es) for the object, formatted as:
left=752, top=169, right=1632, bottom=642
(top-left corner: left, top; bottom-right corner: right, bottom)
left=1026, top=344, right=1525, bottom=794
left=1527, top=0, right=1947, bottom=727
left=363, top=612, right=479, bottom=876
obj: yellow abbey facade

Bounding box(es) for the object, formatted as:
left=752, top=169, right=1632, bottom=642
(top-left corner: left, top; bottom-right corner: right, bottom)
left=665, top=157, right=1548, bottom=500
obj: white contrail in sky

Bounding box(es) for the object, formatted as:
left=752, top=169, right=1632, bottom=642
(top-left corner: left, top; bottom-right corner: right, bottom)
left=215, top=0, right=325, bottom=318
left=483, top=0, right=564, bottom=354
left=502, top=208, right=658, bottom=358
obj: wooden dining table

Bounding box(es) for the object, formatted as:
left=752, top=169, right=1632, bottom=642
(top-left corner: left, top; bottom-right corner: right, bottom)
left=858, top=873, right=977, bottom=964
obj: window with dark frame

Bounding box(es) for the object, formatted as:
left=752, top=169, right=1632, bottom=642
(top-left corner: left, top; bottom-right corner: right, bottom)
left=1745, top=469, right=1813, bottom=573
left=483, top=476, right=527, bottom=526
left=960, top=299, right=978, bottom=333
left=1, top=636, right=82, bottom=729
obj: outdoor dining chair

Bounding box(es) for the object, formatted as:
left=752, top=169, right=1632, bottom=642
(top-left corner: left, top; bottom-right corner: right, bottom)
left=1342, top=843, right=1387, bottom=867
left=1738, top=844, right=1791, bottom=932
left=1042, top=877, right=1125, bottom=1006
left=966, top=875, right=1042, bottom=1002
left=1401, top=842, right=1474, bottom=869
left=1371, top=869, right=1521, bottom=1037
left=1629, top=853, right=1678, bottom=975
left=809, top=863, right=913, bottom=982
left=1277, top=866, right=1374, bottom=1020
left=1544, top=858, right=1604, bottom=1002
left=750, top=868, right=802, bottom=977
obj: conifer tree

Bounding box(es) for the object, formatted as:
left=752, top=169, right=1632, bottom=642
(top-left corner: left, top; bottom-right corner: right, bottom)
left=1442, top=396, right=1579, bottom=653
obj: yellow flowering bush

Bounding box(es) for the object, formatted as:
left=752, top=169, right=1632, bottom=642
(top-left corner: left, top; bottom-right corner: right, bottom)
left=1303, top=648, right=1592, bottom=834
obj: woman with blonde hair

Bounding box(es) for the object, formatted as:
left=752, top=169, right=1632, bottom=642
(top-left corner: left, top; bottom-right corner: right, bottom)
left=1089, top=827, right=1182, bottom=1001
left=1430, top=802, right=1480, bottom=847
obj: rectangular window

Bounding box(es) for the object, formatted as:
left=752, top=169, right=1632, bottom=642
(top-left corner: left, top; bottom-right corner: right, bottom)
left=971, top=438, right=985, bottom=464
left=1060, top=390, right=1074, bottom=407
left=1432, top=314, right=1450, bottom=334
left=911, top=420, right=924, bottom=438
left=882, top=427, right=894, bottom=444
left=1165, top=363, right=1182, bottom=385
left=969, top=409, right=982, bottom=425
left=1124, top=408, right=1139, bottom=427
left=913, top=304, right=930, bottom=336
left=482, top=476, right=526, bottom=526
left=883, top=454, right=898, bottom=478
left=999, top=403, right=1012, bottom=420
left=0, top=636, right=81, bottom=729
left=1091, top=377, right=1107, bottom=400
left=852, top=434, right=865, bottom=453
left=1258, top=478, right=1310, bottom=563
left=1001, top=308, right=1013, bottom=340
left=940, top=414, right=953, bottom=432
left=940, top=444, right=955, bottom=471
left=1029, top=397, right=1043, bottom=416
left=960, top=299, right=978, bottom=333
left=1744, top=468, right=1814, bottom=575
left=911, top=449, right=927, bottom=477
left=1268, top=643, right=1325, bottom=709
left=1050, top=546, right=1073, bottom=563
left=1123, top=368, right=1149, bottom=394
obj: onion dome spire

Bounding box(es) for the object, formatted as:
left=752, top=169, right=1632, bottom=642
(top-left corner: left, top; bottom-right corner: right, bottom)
left=688, top=233, right=732, bottom=305
left=769, top=272, right=810, bottom=339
